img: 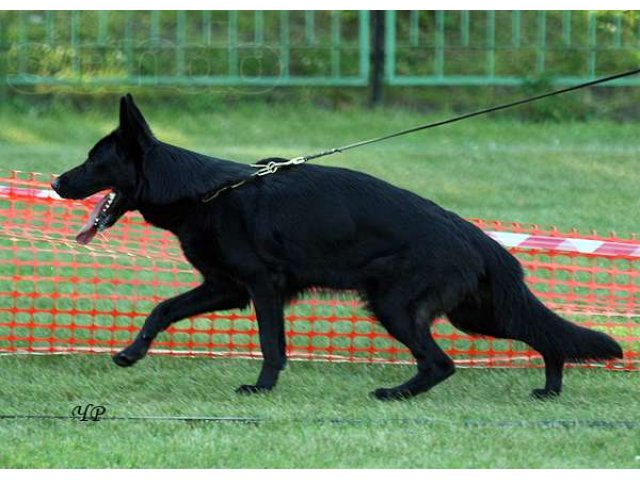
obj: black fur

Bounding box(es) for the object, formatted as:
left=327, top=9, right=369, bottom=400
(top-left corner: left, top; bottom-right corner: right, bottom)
left=52, top=95, right=623, bottom=400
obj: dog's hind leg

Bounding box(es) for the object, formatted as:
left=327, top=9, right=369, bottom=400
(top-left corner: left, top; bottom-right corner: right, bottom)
left=236, top=283, right=287, bottom=395
left=448, top=295, right=565, bottom=399
left=113, top=280, right=249, bottom=367
left=531, top=356, right=564, bottom=399
left=368, top=296, right=455, bottom=401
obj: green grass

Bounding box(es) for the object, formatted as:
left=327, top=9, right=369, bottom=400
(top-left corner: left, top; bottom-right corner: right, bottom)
left=0, top=104, right=639, bottom=468
left=0, top=356, right=638, bottom=468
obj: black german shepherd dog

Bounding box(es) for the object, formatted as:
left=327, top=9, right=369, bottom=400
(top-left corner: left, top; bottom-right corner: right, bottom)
left=52, top=95, right=623, bottom=400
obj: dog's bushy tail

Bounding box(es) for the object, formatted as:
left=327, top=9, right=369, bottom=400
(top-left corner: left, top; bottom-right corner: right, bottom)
left=483, top=241, right=623, bottom=362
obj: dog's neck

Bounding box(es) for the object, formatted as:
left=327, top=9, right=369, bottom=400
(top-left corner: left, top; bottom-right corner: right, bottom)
left=126, top=142, right=256, bottom=235
left=136, top=142, right=255, bottom=206
left=136, top=200, right=195, bottom=235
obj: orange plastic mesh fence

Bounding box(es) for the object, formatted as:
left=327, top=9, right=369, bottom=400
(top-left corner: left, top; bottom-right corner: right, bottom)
left=0, top=170, right=638, bottom=369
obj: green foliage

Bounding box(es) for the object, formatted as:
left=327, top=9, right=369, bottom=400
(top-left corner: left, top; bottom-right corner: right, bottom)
left=517, top=76, right=593, bottom=121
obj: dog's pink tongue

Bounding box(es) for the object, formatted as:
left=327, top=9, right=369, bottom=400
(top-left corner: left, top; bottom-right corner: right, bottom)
left=76, top=224, right=98, bottom=245
left=76, top=194, right=109, bottom=245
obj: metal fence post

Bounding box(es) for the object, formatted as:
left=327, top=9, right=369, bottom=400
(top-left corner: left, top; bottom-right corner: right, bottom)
left=384, top=11, right=396, bottom=85
left=0, top=15, right=7, bottom=100
left=370, top=10, right=385, bottom=106
left=228, top=11, right=238, bottom=78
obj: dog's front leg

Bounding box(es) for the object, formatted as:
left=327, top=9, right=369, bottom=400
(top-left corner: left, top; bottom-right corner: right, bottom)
left=113, top=281, right=249, bottom=367
left=236, top=284, right=287, bottom=395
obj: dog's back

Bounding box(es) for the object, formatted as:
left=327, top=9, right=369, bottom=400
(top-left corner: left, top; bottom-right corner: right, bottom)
left=231, top=164, right=484, bottom=308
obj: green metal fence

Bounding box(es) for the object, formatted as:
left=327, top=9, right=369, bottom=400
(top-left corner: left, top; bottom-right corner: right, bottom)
left=1, top=10, right=639, bottom=90
left=1, top=11, right=370, bottom=87
left=385, top=10, right=640, bottom=86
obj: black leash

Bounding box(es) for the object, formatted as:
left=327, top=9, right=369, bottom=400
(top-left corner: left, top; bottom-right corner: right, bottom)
left=202, top=66, right=640, bottom=202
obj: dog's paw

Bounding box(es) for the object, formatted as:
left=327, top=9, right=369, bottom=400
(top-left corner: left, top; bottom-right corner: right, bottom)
left=235, top=384, right=272, bottom=395
left=531, top=388, right=560, bottom=400
left=112, top=350, right=141, bottom=368
left=371, top=387, right=412, bottom=401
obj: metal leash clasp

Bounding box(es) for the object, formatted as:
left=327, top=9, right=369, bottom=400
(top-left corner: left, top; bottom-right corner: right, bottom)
left=203, top=156, right=307, bottom=202
left=251, top=156, right=306, bottom=177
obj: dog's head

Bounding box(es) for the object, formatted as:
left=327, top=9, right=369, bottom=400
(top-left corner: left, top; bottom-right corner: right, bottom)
left=51, top=94, right=154, bottom=244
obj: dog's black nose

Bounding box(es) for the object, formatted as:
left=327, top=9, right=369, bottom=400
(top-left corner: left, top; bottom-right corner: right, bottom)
left=51, top=178, right=61, bottom=192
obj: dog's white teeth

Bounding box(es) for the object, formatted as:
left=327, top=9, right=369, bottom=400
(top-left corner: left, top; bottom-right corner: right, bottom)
left=94, top=192, right=117, bottom=227
left=101, top=193, right=116, bottom=213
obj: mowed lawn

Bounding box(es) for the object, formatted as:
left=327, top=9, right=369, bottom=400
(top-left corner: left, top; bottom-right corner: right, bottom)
left=0, top=104, right=639, bottom=468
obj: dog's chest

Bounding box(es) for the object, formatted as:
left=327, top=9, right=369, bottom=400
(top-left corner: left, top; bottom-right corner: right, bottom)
left=178, top=233, right=227, bottom=278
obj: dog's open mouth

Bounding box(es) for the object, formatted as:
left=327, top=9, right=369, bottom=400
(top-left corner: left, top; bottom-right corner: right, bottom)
left=76, top=191, right=127, bottom=245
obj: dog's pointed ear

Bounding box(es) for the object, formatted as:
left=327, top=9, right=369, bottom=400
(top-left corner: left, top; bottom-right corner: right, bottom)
left=119, top=93, right=155, bottom=153
left=119, top=95, right=129, bottom=130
